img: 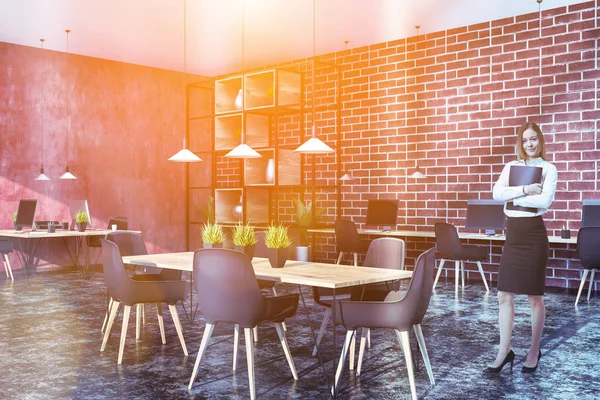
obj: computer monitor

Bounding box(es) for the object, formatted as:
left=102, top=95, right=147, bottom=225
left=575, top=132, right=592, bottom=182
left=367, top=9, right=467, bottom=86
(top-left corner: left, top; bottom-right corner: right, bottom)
left=68, top=199, right=92, bottom=229
left=582, top=199, right=600, bottom=228
left=465, top=200, right=506, bottom=234
left=365, top=199, right=399, bottom=231
left=15, top=199, right=38, bottom=230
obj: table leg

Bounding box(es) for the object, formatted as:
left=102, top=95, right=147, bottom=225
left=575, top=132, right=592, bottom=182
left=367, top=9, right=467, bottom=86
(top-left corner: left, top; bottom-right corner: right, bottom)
left=181, top=272, right=199, bottom=323
left=331, top=288, right=337, bottom=398
left=297, top=285, right=326, bottom=375
left=14, top=237, right=49, bottom=281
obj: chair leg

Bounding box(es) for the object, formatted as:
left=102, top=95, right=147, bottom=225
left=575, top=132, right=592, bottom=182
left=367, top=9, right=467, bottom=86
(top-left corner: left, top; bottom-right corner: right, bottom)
left=271, top=287, right=286, bottom=331
left=312, top=308, right=331, bottom=356
left=253, top=326, right=258, bottom=342
left=188, top=323, right=215, bottom=389
left=587, top=269, right=596, bottom=301
left=3, top=254, right=14, bottom=281
left=349, top=332, right=356, bottom=370
left=136, top=304, right=142, bottom=340
left=157, top=303, right=166, bottom=344
left=353, top=252, right=358, bottom=267
left=396, top=330, right=417, bottom=400
left=356, top=328, right=368, bottom=376
left=333, top=330, right=355, bottom=392
left=275, top=323, right=298, bottom=380
left=336, top=252, right=344, bottom=264
left=118, top=305, right=132, bottom=364
left=414, top=324, right=435, bottom=385
left=476, top=261, right=490, bottom=291
left=433, top=259, right=445, bottom=289
left=455, top=261, right=460, bottom=293
left=367, top=327, right=371, bottom=349
left=575, top=270, right=590, bottom=305
left=460, top=260, right=466, bottom=288
left=142, top=303, right=146, bottom=324
left=168, top=304, right=188, bottom=355
left=101, top=297, right=114, bottom=333
left=233, top=324, right=239, bottom=371
left=101, top=299, right=120, bottom=352
left=244, top=328, right=256, bottom=400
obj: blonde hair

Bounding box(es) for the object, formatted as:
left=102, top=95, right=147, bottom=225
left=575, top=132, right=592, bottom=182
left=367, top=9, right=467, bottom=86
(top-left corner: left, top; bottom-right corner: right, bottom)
left=516, top=122, right=547, bottom=160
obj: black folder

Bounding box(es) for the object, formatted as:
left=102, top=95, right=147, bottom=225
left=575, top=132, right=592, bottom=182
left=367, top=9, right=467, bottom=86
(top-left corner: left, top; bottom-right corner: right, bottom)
left=506, top=165, right=543, bottom=213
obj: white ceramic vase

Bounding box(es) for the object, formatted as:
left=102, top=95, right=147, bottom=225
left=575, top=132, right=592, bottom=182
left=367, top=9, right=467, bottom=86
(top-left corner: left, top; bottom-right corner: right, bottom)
left=265, top=158, right=275, bottom=184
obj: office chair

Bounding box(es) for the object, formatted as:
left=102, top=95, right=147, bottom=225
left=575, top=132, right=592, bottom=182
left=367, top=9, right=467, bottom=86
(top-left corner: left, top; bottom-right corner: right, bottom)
left=335, top=219, right=369, bottom=266
left=433, top=222, right=489, bottom=292
left=575, top=227, right=600, bottom=305
left=332, top=248, right=437, bottom=400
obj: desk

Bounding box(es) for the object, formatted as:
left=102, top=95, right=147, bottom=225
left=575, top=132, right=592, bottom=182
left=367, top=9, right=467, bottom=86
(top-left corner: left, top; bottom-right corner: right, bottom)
left=0, top=229, right=115, bottom=279
left=122, top=252, right=412, bottom=398
left=308, top=228, right=577, bottom=245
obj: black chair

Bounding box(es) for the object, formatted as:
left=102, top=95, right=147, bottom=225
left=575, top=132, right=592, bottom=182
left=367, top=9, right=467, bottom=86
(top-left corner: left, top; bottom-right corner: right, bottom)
left=332, top=248, right=437, bottom=400
left=188, top=249, right=299, bottom=400
left=0, top=240, right=14, bottom=281
left=99, top=239, right=188, bottom=364
left=101, top=231, right=182, bottom=335
left=575, top=227, right=600, bottom=305
left=335, top=219, right=369, bottom=266
left=433, top=222, right=489, bottom=292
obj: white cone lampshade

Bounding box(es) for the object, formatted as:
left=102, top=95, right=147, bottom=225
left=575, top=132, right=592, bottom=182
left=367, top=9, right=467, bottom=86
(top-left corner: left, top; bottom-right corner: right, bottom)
left=225, top=143, right=262, bottom=158
left=169, top=138, right=202, bottom=162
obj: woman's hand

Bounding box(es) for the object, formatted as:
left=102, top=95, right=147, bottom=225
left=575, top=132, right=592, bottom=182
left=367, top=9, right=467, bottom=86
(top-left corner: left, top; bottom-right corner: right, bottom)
left=523, top=183, right=542, bottom=195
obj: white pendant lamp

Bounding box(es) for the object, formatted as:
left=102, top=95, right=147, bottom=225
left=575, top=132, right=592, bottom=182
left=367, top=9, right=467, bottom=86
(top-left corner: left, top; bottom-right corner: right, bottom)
left=59, top=29, right=77, bottom=180
left=339, top=173, right=354, bottom=181
left=168, top=0, right=202, bottom=163
left=225, top=0, right=262, bottom=159
left=294, top=0, right=334, bottom=154
left=408, top=25, right=425, bottom=179
left=35, top=38, right=50, bottom=181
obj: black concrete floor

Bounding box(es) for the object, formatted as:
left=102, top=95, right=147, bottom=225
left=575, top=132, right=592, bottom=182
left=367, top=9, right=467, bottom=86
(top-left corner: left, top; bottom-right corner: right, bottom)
left=1, top=266, right=599, bottom=400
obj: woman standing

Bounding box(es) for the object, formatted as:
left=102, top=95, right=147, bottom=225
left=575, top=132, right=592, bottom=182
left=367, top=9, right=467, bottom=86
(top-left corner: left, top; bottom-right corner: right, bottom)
left=485, top=121, right=558, bottom=373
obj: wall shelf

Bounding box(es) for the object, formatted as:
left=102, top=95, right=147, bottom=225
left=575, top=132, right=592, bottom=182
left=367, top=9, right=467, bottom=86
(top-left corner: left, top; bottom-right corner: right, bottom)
left=215, top=188, right=244, bottom=224
left=215, top=76, right=243, bottom=115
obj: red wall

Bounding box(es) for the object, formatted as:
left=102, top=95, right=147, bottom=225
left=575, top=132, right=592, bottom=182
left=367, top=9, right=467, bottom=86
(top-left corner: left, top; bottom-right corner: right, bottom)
left=1, top=41, right=199, bottom=268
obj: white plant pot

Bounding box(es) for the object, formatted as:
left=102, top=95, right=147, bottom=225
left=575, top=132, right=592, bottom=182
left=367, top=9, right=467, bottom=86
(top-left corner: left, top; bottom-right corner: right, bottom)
left=295, top=246, right=311, bottom=262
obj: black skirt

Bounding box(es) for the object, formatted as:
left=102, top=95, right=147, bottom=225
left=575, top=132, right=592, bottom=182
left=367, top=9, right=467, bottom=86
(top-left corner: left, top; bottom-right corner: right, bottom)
left=497, top=216, right=549, bottom=295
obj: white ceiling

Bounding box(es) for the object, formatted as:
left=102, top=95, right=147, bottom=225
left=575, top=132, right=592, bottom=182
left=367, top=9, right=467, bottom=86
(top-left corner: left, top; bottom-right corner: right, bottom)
left=0, top=0, right=587, bottom=77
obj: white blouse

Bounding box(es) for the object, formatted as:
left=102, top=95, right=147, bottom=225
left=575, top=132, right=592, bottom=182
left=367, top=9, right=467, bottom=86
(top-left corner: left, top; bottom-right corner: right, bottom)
left=492, top=157, right=558, bottom=218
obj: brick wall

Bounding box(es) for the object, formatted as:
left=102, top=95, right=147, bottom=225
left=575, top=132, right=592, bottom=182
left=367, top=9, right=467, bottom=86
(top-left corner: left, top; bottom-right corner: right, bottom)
left=312, top=1, right=599, bottom=290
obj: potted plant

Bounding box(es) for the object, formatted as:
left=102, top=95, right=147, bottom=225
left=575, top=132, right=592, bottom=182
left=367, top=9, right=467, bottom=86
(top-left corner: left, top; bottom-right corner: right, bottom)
left=75, top=210, right=89, bottom=232
left=232, top=223, right=258, bottom=260
left=201, top=222, right=225, bottom=248
left=265, top=223, right=292, bottom=268
left=12, top=211, right=18, bottom=230
left=292, top=197, right=324, bottom=261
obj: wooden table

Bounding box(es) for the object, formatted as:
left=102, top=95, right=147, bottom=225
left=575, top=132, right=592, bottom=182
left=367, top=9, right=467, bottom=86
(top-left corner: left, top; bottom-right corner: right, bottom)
left=308, top=228, right=577, bottom=245
left=0, top=229, right=115, bottom=279
left=122, top=251, right=412, bottom=398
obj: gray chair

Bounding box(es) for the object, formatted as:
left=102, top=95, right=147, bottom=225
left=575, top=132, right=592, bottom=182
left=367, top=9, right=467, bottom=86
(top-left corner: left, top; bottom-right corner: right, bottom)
left=332, top=248, right=437, bottom=400
left=101, top=231, right=182, bottom=336
left=575, top=227, right=600, bottom=305
left=353, top=237, right=406, bottom=371
left=433, top=222, right=489, bottom=292
left=335, top=219, right=369, bottom=266
left=188, top=249, right=299, bottom=400
left=100, top=239, right=188, bottom=364
left=0, top=240, right=14, bottom=281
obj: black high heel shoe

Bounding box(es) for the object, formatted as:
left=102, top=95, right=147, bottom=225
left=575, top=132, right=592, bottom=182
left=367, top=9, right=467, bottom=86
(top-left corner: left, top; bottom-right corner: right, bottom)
left=521, top=350, right=542, bottom=373
left=484, top=350, right=515, bottom=373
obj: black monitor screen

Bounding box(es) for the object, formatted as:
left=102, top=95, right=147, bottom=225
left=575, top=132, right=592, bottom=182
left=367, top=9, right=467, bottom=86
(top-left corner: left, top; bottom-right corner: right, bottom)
left=582, top=200, right=600, bottom=228
left=366, top=199, right=398, bottom=230
left=15, top=199, right=38, bottom=229
left=465, top=200, right=506, bottom=232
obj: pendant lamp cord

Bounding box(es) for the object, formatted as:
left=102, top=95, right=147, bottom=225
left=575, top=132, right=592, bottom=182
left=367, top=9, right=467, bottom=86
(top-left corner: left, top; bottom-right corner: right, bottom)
left=65, top=29, right=71, bottom=165
left=538, top=0, right=542, bottom=116
left=183, top=0, right=187, bottom=147
left=312, top=0, right=316, bottom=137
left=40, top=39, right=45, bottom=168
left=241, top=0, right=245, bottom=143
